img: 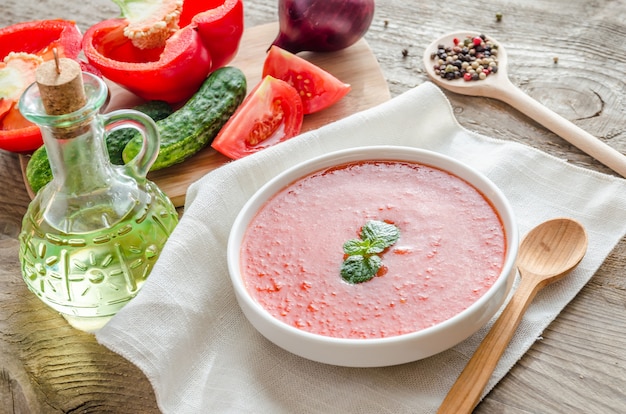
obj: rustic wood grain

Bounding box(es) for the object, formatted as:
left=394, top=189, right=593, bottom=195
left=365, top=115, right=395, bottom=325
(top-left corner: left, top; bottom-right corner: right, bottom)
left=1, top=0, right=625, bottom=413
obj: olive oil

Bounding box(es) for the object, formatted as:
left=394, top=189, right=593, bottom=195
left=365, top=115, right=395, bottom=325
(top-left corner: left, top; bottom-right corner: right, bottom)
left=19, top=182, right=177, bottom=330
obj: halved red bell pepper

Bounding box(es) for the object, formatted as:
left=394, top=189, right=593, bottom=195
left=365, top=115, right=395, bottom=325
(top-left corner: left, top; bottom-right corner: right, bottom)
left=0, top=19, right=83, bottom=153
left=82, top=0, right=244, bottom=104
left=180, top=0, right=244, bottom=69
left=0, top=19, right=82, bottom=62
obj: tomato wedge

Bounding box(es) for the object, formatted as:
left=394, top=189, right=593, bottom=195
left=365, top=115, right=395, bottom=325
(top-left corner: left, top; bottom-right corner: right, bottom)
left=262, top=45, right=351, bottom=115
left=211, top=76, right=304, bottom=159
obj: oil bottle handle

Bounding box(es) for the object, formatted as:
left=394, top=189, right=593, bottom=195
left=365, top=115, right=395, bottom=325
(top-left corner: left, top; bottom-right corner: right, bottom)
left=101, top=110, right=160, bottom=179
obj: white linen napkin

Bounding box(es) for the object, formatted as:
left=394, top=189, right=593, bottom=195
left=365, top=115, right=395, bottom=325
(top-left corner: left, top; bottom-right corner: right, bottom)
left=97, top=82, right=626, bottom=414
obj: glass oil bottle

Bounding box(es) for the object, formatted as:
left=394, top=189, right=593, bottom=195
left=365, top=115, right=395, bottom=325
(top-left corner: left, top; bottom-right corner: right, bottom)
left=18, top=58, right=178, bottom=332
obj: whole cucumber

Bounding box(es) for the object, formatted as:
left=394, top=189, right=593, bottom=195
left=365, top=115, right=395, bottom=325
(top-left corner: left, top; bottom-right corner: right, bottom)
left=123, top=66, right=247, bottom=171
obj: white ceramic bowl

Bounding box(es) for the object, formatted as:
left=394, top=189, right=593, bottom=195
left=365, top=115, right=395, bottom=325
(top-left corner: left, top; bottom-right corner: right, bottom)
left=228, top=146, right=518, bottom=367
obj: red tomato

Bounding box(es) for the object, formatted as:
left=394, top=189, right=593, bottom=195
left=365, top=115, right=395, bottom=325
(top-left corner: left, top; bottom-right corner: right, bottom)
left=211, top=76, right=304, bottom=159
left=262, top=45, right=351, bottom=114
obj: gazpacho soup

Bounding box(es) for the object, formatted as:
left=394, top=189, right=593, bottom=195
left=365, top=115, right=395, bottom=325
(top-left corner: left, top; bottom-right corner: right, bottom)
left=240, top=160, right=506, bottom=339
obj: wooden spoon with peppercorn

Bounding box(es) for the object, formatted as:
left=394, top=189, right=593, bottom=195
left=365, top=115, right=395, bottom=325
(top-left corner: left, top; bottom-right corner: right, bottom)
left=423, top=31, right=626, bottom=178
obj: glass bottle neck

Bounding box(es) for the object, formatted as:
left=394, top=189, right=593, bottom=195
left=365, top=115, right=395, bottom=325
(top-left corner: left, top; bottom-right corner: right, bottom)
left=43, top=116, right=114, bottom=194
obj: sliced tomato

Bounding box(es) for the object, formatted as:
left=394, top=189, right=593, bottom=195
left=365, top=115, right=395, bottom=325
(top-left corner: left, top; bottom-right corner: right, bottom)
left=211, top=76, right=304, bottom=159
left=262, top=45, right=351, bottom=115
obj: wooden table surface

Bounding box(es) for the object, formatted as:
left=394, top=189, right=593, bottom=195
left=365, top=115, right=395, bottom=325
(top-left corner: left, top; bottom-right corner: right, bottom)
left=1, top=0, right=625, bottom=412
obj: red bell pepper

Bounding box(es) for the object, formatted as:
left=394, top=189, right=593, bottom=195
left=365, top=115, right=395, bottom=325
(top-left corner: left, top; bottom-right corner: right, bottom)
left=0, top=19, right=83, bottom=153
left=82, top=0, right=244, bottom=104
left=180, top=0, right=244, bottom=69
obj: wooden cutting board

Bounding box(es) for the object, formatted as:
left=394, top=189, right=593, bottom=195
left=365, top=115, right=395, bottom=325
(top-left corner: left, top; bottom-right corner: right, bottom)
left=20, top=22, right=391, bottom=207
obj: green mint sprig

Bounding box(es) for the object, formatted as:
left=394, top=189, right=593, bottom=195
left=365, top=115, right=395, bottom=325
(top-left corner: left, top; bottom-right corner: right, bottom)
left=340, top=220, right=400, bottom=284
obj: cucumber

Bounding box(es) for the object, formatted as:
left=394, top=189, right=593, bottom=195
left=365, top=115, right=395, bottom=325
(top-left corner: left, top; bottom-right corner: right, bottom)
left=25, top=100, right=174, bottom=194
left=25, top=146, right=53, bottom=195
left=107, top=100, right=173, bottom=165
left=123, top=66, right=247, bottom=171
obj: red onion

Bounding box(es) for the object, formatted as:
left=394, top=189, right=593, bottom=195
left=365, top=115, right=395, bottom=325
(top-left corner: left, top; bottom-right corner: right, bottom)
left=271, top=0, right=375, bottom=54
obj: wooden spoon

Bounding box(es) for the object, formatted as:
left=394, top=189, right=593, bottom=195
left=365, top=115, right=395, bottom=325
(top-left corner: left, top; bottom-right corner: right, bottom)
left=437, top=217, right=588, bottom=414
left=423, top=32, right=626, bottom=178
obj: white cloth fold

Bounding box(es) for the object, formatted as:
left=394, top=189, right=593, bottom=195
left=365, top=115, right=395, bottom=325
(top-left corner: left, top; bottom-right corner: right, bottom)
left=97, top=82, right=626, bottom=414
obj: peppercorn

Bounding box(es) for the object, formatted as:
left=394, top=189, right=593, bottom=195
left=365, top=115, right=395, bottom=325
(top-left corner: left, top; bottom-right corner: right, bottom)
left=430, top=34, right=499, bottom=82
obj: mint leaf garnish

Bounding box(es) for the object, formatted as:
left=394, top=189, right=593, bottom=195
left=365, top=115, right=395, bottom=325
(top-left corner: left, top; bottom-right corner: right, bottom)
left=341, top=255, right=382, bottom=284
left=361, top=220, right=400, bottom=248
left=340, top=220, right=400, bottom=284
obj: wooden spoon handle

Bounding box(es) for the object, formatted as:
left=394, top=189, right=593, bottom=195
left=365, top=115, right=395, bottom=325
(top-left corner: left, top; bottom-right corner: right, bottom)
left=437, top=274, right=542, bottom=414
left=498, top=84, right=626, bottom=178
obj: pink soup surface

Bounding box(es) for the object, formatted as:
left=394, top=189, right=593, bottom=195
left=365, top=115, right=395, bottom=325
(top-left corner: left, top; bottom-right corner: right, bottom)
left=240, top=160, right=506, bottom=339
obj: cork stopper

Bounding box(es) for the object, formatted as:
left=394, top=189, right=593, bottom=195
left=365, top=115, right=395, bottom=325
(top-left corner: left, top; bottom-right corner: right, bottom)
left=35, top=52, right=86, bottom=115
